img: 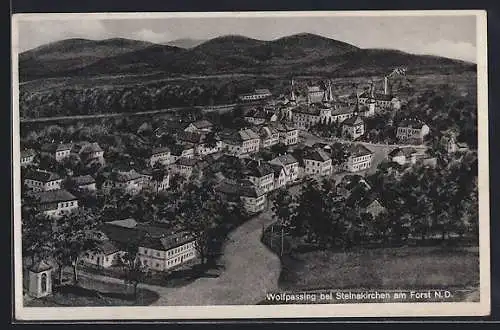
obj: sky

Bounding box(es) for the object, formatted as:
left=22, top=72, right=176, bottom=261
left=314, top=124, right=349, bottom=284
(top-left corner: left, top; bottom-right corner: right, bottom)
left=15, top=14, right=477, bottom=62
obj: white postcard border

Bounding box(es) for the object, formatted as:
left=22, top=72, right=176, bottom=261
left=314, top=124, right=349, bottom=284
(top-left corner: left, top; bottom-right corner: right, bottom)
left=11, top=10, right=490, bottom=320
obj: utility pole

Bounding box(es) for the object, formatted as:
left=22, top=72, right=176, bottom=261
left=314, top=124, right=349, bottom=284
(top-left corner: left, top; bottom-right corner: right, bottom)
left=281, top=225, right=285, bottom=256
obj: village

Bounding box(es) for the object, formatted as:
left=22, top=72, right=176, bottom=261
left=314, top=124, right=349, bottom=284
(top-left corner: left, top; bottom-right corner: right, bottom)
left=21, top=69, right=473, bottom=305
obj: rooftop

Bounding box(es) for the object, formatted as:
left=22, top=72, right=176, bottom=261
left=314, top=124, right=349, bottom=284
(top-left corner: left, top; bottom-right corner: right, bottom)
left=270, top=154, right=298, bottom=166
left=41, top=143, right=73, bottom=153
left=151, top=146, right=171, bottom=155
left=342, top=115, right=364, bottom=126
left=25, top=169, right=61, bottom=182
left=73, top=174, right=96, bottom=186
left=177, top=131, right=203, bottom=144
left=21, top=149, right=36, bottom=158
left=349, top=144, right=373, bottom=158
left=176, top=157, right=198, bottom=167
left=189, top=119, right=213, bottom=129
left=32, top=189, right=77, bottom=204
left=244, top=160, right=275, bottom=178
left=304, top=149, right=331, bottom=162
left=398, top=119, right=428, bottom=129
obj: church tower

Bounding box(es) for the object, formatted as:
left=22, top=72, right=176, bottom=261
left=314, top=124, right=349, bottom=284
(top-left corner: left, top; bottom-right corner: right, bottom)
left=290, top=78, right=296, bottom=104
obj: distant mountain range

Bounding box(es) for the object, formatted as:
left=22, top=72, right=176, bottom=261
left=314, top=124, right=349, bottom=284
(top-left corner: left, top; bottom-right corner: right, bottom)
left=18, top=33, right=476, bottom=81
left=164, top=38, right=206, bottom=49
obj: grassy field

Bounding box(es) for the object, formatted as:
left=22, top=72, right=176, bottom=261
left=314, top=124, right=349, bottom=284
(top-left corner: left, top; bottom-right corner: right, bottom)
left=24, top=277, right=159, bottom=307
left=279, top=246, right=479, bottom=292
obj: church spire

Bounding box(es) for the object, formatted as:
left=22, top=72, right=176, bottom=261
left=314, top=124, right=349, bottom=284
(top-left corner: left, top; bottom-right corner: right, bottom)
left=290, top=78, right=296, bottom=102
left=327, top=80, right=334, bottom=102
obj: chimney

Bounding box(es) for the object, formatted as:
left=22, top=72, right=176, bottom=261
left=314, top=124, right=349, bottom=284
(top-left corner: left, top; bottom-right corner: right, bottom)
left=384, top=76, right=388, bottom=95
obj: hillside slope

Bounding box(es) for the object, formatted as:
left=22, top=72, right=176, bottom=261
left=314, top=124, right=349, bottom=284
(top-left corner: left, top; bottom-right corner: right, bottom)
left=18, top=34, right=475, bottom=81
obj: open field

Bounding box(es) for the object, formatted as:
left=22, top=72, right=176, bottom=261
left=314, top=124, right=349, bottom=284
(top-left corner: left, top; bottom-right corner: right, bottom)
left=278, top=246, right=479, bottom=292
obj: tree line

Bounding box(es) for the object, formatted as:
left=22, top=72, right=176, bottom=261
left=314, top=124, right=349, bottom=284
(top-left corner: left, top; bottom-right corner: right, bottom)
left=270, top=148, right=478, bottom=252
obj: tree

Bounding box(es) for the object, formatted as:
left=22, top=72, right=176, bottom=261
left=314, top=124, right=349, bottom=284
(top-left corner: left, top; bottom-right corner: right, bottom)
left=51, top=208, right=103, bottom=284
left=175, top=181, right=224, bottom=266
left=329, top=142, right=351, bottom=168
left=270, top=143, right=288, bottom=156
left=21, top=194, right=53, bottom=266
left=119, top=242, right=149, bottom=299
left=271, top=189, right=294, bottom=228
left=204, top=131, right=218, bottom=149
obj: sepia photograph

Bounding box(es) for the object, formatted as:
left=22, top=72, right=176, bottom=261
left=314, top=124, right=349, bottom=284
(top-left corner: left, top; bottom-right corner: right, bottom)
left=12, top=10, right=490, bottom=320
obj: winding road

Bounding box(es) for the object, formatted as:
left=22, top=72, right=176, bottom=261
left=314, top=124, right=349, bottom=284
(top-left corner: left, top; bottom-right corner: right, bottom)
left=146, top=210, right=280, bottom=306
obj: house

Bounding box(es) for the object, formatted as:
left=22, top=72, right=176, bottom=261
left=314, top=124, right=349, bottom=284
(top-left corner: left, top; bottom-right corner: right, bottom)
left=21, top=149, right=36, bottom=167
left=101, top=219, right=197, bottom=272
left=177, top=131, right=222, bottom=157
left=358, top=91, right=401, bottom=110
left=360, top=197, right=387, bottom=218
left=244, top=107, right=278, bottom=125
left=72, top=174, right=96, bottom=191
left=41, top=143, right=73, bottom=162
left=291, top=104, right=322, bottom=130
left=138, top=232, right=197, bottom=272
left=24, top=169, right=63, bottom=192
left=442, top=136, right=468, bottom=154
left=242, top=160, right=275, bottom=193
left=221, top=129, right=260, bottom=157
left=155, top=120, right=187, bottom=137
left=170, top=157, right=201, bottom=179
left=238, top=89, right=272, bottom=102
left=102, top=170, right=145, bottom=195
left=72, top=142, right=105, bottom=164
left=330, top=104, right=356, bottom=123
left=303, top=149, right=333, bottom=176
left=184, top=120, right=214, bottom=133
left=388, top=147, right=421, bottom=165
left=270, top=163, right=288, bottom=189
left=273, top=122, right=299, bottom=146
left=269, top=154, right=300, bottom=183
left=82, top=240, right=122, bottom=269
left=31, top=189, right=79, bottom=219
left=215, top=180, right=267, bottom=214
left=345, top=144, right=374, bottom=172
left=254, top=126, right=279, bottom=149
left=307, top=86, right=325, bottom=104
left=139, top=168, right=170, bottom=192
left=396, top=119, right=430, bottom=144
left=169, top=144, right=195, bottom=163
left=150, top=146, right=171, bottom=167
left=342, top=115, right=365, bottom=140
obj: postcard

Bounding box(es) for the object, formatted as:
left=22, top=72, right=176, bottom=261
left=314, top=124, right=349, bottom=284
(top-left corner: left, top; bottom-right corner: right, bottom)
left=12, top=10, right=490, bottom=320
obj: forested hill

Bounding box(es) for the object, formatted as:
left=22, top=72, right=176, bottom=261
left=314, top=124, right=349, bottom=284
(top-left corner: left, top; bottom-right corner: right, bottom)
left=19, top=33, right=475, bottom=81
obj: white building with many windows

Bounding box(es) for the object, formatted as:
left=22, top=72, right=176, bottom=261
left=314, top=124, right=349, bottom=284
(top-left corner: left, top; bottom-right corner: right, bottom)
left=396, top=119, right=430, bottom=144
left=100, top=219, right=197, bottom=272
left=243, top=160, right=275, bottom=193
left=303, top=149, right=333, bottom=176
left=345, top=144, right=374, bottom=172
left=24, top=169, right=63, bottom=192
left=150, top=146, right=171, bottom=167
left=273, top=122, right=299, bottom=146
left=32, top=189, right=79, bottom=219
left=221, top=129, right=260, bottom=157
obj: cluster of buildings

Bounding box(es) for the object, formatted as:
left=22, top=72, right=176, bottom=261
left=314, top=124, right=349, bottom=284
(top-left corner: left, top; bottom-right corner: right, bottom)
left=21, top=74, right=446, bottom=277
left=82, top=218, right=197, bottom=272
left=240, top=78, right=431, bottom=145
